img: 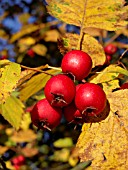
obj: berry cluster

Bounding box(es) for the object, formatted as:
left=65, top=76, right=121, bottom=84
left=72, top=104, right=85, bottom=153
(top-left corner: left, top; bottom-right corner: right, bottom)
left=11, top=155, right=25, bottom=170
left=104, top=44, right=117, bottom=65
left=30, top=50, right=107, bottom=130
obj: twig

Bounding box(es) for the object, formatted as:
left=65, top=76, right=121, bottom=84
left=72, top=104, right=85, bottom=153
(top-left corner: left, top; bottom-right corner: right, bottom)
left=20, top=65, right=54, bottom=76
left=118, top=48, right=128, bottom=61
left=77, top=0, right=88, bottom=50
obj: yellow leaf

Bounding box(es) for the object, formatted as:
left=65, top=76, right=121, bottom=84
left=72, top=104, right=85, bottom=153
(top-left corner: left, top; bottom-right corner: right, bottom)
left=0, top=95, right=25, bottom=130
left=90, top=65, right=128, bottom=83
left=63, top=33, right=106, bottom=67
left=0, top=61, right=21, bottom=104
left=44, top=30, right=60, bottom=42
left=76, top=90, right=128, bottom=169
left=32, top=44, right=47, bottom=56
left=19, top=69, right=60, bottom=101
left=18, top=37, right=36, bottom=46
left=0, top=146, right=8, bottom=154
left=47, top=0, right=128, bottom=31
left=10, top=24, right=45, bottom=43
left=20, top=112, right=31, bottom=130
left=11, top=129, right=37, bottom=143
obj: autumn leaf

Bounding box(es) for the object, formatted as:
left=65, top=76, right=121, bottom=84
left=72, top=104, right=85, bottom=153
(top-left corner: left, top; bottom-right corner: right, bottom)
left=11, top=129, right=37, bottom=143
left=76, top=90, right=128, bottom=169
left=90, top=65, right=128, bottom=93
left=19, top=69, right=60, bottom=101
left=32, top=44, right=47, bottom=56
left=0, top=95, right=25, bottom=130
left=62, top=33, right=106, bottom=67
left=10, top=23, right=45, bottom=43
left=0, top=61, right=21, bottom=104
left=47, top=0, right=128, bottom=31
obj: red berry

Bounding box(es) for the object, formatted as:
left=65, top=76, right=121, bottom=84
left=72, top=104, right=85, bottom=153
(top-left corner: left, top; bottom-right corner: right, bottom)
left=30, top=98, right=62, bottom=130
left=27, top=49, right=35, bottom=58
left=0, top=55, right=7, bottom=60
left=104, top=55, right=112, bottom=65
left=120, top=82, right=128, bottom=89
left=11, top=155, right=25, bottom=166
left=44, top=74, right=76, bottom=107
left=17, top=155, right=25, bottom=165
left=104, top=44, right=117, bottom=55
left=63, top=101, right=84, bottom=124
left=61, top=50, right=92, bottom=81
left=11, top=157, right=20, bottom=165
left=75, top=83, right=107, bottom=116
left=76, top=84, right=84, bottom=92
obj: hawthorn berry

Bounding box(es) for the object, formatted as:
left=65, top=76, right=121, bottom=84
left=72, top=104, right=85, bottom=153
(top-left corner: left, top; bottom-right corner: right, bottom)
left=61, top=50, right=92, bottom=81
left=44, top=74, right=76, bottom=107
left=11, top=155, right=25, bottom=166
left=104, top=55, right=112, bottom=65
left=75, top=83, right=107, bottom=116
left=120, top=82, right=128, bottom=89
left=0, top=55, right=7, bottom=60
left=63, top=101, right=84, bottom=124
left=30, top=98, right=62, bottom=130
left=27, top=49, right=35, bottom=58
left=104, top=44, right=117, bottom=55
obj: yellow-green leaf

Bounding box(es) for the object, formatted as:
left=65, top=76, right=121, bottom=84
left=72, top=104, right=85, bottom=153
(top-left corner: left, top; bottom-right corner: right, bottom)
left=63, top=33, right=106, bottom=67
left=76, top=90, right=128, bottom=169
left=19, top=69, right=60, bottom=101
left=20, top=112, right=31, bottom=130
left=0, top=61, right=21, bottom=104
left=53, top=137, right=73, bottom=148
left=32, top=44, right=47, bottom=56
left=50, top=148, right=70, bottom=162
left=47, top=0, right=128, bottom=31
left=18, top=13, right=30, bottom=24
left=0, top=95, right=25, bottom=130
left=90, top=65, right=128, bottom=83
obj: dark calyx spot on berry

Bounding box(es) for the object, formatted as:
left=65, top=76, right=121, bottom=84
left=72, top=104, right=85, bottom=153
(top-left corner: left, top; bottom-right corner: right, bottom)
left=65, top=72, right=76, bottom=82
left=37, top=120, right=51, bottom=131
left=51, top=92, right=67, bottom=105
left=82, top=106, right=97, bottom=117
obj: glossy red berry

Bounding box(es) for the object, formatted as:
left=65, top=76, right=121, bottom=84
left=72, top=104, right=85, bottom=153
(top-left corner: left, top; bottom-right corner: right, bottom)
left=11, top=155, right=25, bottom=166
left=104, top=44, right=117, bottom=55
left=27, top=49, right=35, bottom=58
left=44, top=74, right=76, bottom=107
left=61, top=50, right=92, bottom=81
left=30, top=98, right=62, bottom=130
left=104, top=55, right=112, bottom=65
left=63, top=101, right=84, bottom=124
left=120, top=82, right=128, bottom=89
left=75, top=83, right=107, bottom=116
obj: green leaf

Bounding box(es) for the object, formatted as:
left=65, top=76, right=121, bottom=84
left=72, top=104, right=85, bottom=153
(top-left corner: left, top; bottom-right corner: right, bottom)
left=0, top=95, right=25, bottom=130
left=47, top=0, right=128, bottom=31
left=53, top=137, right=73, bottom=148
left=0, top=61, right=21, bottom=104
left=19, top=69, right=60, bottom=101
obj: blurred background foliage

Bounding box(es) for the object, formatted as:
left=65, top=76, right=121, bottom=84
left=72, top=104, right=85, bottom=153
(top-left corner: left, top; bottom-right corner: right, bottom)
left=0, top=0, right=128, bottom=170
